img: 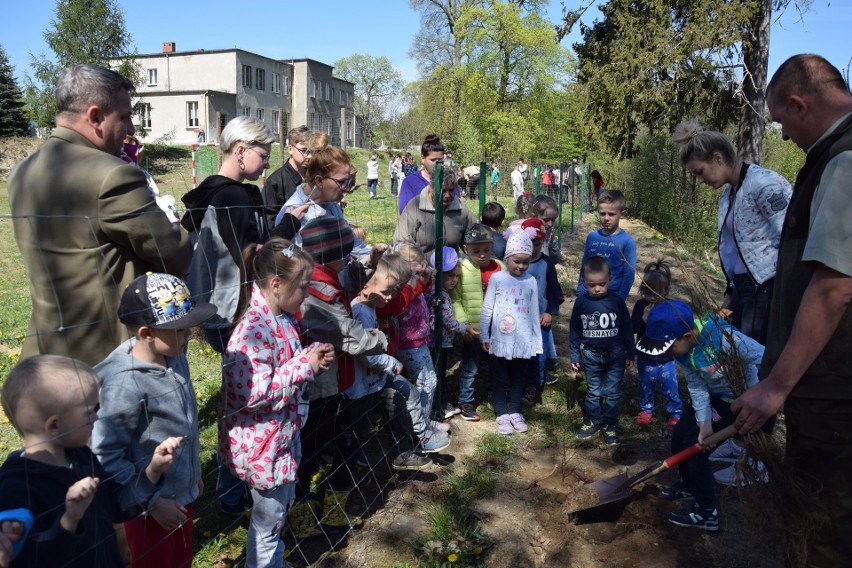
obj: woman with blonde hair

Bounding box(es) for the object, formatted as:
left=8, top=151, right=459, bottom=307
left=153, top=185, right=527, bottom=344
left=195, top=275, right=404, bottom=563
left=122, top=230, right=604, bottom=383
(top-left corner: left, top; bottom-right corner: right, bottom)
left=181, top=115, right=307, bottom=515
left=672, top=119, right=792, bottom=344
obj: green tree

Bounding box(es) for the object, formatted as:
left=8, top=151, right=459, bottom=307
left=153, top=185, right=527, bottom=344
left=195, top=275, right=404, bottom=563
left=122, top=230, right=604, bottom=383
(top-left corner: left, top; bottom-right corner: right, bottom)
left=574, top=0, right=747, bottom=158
left=24, top=0, right=140, bottom=129
left=0, top=45, right=30, bottom=137
left=333, top=54, right=404, bottom=149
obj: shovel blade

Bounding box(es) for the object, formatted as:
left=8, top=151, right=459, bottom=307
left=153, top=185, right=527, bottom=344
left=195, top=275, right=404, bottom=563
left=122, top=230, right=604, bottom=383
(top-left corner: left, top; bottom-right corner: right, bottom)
left=568, top=472, right=633, bottom=524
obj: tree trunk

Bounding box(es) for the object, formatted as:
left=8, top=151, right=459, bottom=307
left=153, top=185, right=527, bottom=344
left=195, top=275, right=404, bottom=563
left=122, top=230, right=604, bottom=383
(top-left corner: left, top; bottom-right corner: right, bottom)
left=737, top=0, right=772, bottom=164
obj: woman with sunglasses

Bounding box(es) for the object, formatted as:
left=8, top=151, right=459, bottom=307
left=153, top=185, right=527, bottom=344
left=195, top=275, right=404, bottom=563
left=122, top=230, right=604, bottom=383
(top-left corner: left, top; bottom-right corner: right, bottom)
left=276, top=133, right=373, bottom=260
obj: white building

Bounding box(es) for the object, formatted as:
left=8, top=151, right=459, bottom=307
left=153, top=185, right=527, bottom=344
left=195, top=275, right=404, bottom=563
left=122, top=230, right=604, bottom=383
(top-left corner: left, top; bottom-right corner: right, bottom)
left=129, top=43, right=362, bottom=147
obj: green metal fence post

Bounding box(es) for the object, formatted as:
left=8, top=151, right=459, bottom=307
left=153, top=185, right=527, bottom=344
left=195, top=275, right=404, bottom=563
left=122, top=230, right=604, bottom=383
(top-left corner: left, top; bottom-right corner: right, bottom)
left=478, top=161, right=486, bottom=218
left=432, top=161, right=445, bottom=417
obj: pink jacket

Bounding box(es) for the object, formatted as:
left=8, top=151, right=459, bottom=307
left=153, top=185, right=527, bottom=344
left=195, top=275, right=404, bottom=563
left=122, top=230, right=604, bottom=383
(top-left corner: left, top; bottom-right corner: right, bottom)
left=219, top=284, right=317, bottom=490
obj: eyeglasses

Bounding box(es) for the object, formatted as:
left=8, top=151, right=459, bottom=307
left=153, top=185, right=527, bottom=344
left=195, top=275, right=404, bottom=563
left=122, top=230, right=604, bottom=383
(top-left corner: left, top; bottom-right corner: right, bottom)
left=247, top=147, right=270, bottom=163
left=324, top=176, right=353, bottom=189
left=292, top=146, right=312, bottom=158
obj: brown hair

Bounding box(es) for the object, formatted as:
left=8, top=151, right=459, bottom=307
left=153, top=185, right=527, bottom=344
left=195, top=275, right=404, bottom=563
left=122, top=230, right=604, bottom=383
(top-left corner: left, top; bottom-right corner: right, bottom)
left=287, top=125, right=311, bottom=146
left=1, top=355, right=98, bottom=435
left=582, top=255, right=611, bottom=279
left=303, top=132, right=351, bottom=190
left=597, top=189, right=627, bottom=211
left=234, top=238, right=314, bottom=325
left=515, top=192, right=534, bottom=219
left=641, top=258, right=672, bottom=298
left=532, top=195, right=558, bottom=218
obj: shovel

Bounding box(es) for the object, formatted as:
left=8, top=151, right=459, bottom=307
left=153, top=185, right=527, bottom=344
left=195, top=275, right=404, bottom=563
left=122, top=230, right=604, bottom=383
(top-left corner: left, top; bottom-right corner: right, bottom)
left=570, top=424, right=738, bottom=524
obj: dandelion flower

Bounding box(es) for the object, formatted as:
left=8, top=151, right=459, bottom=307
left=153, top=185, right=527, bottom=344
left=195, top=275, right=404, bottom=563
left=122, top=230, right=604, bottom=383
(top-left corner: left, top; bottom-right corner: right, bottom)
left=448, top=553, right=458, bottom=563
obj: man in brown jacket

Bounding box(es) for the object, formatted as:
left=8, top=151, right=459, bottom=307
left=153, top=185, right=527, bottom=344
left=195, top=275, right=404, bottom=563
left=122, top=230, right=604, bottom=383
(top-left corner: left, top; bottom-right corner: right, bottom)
left=8, top=64, right=191, bottom=366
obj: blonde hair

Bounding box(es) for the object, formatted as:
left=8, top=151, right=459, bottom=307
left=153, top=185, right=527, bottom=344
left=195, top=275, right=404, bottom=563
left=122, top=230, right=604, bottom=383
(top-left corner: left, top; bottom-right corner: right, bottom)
left=672, top=119, right=736, bottom=166
left=220, top=116, right=276, bottom=154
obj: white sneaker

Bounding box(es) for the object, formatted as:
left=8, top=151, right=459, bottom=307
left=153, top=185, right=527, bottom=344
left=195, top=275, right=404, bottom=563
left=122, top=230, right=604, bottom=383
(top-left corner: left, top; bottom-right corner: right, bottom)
left=709, top=438, right=745, bottom=463
left=713, top=459, right=768, bottom=487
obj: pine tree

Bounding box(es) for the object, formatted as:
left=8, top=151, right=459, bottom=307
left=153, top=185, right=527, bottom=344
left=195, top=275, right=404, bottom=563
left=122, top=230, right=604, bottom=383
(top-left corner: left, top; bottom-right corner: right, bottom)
left=23, top=0, right=140, bottom=129
left=0, top=45, right=30, bottom=138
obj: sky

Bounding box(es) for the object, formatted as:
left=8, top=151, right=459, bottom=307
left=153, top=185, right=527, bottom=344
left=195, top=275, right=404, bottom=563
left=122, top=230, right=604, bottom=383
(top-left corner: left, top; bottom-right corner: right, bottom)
left=2, top=0, right=850, bottom=88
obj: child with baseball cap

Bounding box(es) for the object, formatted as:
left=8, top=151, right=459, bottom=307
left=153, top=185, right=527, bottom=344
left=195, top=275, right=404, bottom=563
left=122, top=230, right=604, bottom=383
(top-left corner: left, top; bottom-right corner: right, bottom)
left=91, top=272, right=216, bottom=567
left=449, top=224, right=505, bottom=422
left=636, top=299, right=765, bottom=532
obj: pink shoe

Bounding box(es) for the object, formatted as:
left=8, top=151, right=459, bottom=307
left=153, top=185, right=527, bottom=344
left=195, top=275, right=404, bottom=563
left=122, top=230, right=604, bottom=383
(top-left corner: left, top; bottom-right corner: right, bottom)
left=508, top=413, right=528, bottom=433
left=634, top=411, right=653, bottom=425
left=496, top=414, right=514, bottom=435
left=665, top=416, right=680, bottom=432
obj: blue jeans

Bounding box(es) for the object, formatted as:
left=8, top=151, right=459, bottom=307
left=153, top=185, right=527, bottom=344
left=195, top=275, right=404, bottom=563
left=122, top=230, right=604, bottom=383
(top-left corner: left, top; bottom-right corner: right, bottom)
left=246, top=481, right=296, bottom=568
left=730, top=274, right=773, bottom=345
left=637, top=356, right=681, bottom=417
left=397, top=346, right=437, bottom=428
left=367, top=178, right=378, bottom=196
left=458, top=339, right=481, bottom=404
left=581, top=345, right=626, bottom=428
left=526, top=326, right=553, bottom=389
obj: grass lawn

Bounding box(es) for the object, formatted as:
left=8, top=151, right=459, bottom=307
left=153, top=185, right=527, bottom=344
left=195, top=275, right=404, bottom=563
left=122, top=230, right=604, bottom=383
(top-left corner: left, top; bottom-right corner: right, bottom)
left=0, top=144, right=582, bottom=565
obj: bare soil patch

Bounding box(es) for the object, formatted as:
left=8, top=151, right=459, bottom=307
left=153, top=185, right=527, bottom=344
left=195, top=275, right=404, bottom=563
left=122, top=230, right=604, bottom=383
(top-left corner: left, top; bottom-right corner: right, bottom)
left=0, top=137, right=42, bottom=179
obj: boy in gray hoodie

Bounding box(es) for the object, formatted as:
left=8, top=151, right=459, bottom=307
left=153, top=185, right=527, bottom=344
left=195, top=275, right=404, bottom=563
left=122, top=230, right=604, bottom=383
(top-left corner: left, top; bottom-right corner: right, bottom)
left=91, top=273, right=215, bottom=567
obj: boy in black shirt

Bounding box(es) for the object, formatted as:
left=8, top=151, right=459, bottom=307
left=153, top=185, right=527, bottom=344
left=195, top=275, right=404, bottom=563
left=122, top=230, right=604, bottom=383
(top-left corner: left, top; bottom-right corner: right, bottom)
left=570, top=256, right=634, bottom=445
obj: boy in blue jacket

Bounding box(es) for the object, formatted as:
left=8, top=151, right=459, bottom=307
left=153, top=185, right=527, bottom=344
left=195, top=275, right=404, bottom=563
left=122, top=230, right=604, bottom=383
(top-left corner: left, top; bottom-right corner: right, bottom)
left=578, top=190, right=636, bottom=300
left=636, top=299, right=765, bottom=532
left=92, top=273, right=216, bottom=566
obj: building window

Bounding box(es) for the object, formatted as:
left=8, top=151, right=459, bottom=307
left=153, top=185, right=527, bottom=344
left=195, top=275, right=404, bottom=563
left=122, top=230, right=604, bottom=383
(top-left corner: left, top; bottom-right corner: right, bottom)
left=309, top=112, right=316, bottom=130
left=272, top=110, right=280, bottom=134
left=256, top=108, right=264, bottom=122
left=256, top=69, right=265, bottom=91
left=347, top=120, right=352, bottom=141
left=311, top=80, right=318, bottom=98
left=147, top=68, right=157, bottom=86
left=138, top=103, right=152, bottom=128
left=326, top=83, right=331, bottom=101
left=284, top=111, right=290, bottom=134
left=186, top=101, right=199, bottom=128
left=272, top=73, right=281, bottom=94
left=242, top=106, right=251, bottom=117
left=242, top=65, right=252, bottom=88
left=284, top=76, right=292, bottom=95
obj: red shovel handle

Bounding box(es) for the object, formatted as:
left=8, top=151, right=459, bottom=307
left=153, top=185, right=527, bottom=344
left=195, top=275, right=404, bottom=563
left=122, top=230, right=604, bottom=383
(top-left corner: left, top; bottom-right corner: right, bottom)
left=662, top=424, right=739, bottom=468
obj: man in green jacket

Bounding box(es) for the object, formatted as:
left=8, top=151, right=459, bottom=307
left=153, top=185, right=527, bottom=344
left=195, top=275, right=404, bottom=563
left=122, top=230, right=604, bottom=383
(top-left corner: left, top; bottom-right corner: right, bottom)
left=8, top=64, right=191, bottom=366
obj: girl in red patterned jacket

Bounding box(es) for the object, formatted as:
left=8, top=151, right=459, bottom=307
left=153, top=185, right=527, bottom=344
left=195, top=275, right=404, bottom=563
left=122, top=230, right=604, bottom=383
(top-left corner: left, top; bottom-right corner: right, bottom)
left=219, top=237, right=334, bottom=568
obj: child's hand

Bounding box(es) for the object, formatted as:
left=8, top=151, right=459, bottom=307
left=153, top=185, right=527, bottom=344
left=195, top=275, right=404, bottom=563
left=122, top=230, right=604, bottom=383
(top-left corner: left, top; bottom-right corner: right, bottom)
left=481, top=342, right=490, bottom=353
left=395, top=362, right=404, bottom=375
left=308, top=343, right=335, bottom=373
left=147, top=436, right=184, bottom=479
left=61, top=477, right=99, bottom=533
left=540, top=313, right=552, bottom=327
left=0, top=519, right=25, bottom=567
left=697, top=421, right=714, bottom=447
left=625, top=359, right=634, bottom=370
left=369, top=243, right=388, bottom=267
left=148, top=498, right=188, bottom=531
left=571, top=361, right=582, bottom=372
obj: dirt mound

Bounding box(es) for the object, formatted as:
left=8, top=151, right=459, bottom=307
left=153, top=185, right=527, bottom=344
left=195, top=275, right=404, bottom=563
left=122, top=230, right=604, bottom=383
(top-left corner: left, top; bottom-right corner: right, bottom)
left=0, top=137, right=43, bottom=179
